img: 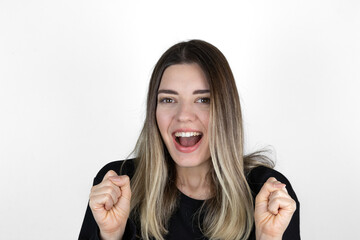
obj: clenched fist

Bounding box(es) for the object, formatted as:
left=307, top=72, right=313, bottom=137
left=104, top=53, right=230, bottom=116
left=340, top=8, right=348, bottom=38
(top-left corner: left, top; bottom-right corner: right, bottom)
left=89, top=170, right=132, bottom=240
left=254, top=177, right=297, bottom=240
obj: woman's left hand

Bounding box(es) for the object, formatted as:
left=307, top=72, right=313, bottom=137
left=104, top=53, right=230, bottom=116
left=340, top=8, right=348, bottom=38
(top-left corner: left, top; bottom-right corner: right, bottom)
left=254, top=177, right=297, bottom=240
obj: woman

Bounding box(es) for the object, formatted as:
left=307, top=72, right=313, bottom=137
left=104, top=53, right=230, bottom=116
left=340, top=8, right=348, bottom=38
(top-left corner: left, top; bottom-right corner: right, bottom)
left=79, top=40, right=300, bottom=240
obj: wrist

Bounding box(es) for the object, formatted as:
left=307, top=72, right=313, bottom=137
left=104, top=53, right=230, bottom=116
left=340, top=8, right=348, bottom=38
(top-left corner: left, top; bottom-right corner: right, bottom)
left=257, top=237, right=281, bottom=240
left=256, top=232, right=282, bottom=240
left=100, top=230, right=123, bottom=240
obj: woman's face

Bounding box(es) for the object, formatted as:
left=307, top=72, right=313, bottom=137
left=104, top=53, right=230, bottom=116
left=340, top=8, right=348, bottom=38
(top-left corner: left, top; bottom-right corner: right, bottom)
left=156, top=63, right=211, bottom=169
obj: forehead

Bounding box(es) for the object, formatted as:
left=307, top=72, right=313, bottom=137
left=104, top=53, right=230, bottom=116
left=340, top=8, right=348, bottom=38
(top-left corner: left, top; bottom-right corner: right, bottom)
left=159, top=63, right=209, bottom=91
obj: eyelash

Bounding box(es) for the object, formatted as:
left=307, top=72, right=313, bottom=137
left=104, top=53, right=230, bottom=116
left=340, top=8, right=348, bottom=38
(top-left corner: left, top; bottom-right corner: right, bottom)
left=159, top=98, right=174, bottom=103
left=158, top=97, right=210, bottom=104
left=196, top=97, right=210, bottom=104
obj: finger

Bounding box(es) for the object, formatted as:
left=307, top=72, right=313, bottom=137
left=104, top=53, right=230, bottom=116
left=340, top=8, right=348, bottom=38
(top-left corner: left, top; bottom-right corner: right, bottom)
left=268, top=196, right=297, bottom=216
left=109, top=175, right=132, bottom=202
left=90, top=193, right=115, bottom=211
left=268, top=188, right=290, bottom=203
left=255, top=177, right=286, bottom=204
left=91, top=178, right=122, bottom=198
left=91, top=184, right=120, bottom=206
left=102, top=170, right=119, bottom=181
left=104, top=193, right=115, bottom=211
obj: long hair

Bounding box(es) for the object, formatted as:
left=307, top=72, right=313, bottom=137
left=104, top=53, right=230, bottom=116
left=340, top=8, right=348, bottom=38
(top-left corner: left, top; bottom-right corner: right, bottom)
left=128, top=40, right=274, bottom=240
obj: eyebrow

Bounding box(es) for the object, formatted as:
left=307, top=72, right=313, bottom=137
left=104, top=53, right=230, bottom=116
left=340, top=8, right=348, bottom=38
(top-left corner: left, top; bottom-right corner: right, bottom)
left=157, top=89, right=210, bottom=95
left=193, top=89, right=210, bottom=94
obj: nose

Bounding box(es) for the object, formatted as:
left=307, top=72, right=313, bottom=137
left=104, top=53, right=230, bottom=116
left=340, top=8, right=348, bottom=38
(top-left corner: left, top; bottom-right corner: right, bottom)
left=176, top=102, right=196, bottom=122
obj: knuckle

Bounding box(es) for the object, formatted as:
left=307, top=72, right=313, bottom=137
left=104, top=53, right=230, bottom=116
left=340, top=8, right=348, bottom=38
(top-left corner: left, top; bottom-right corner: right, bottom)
left=89, top=186, right=98, bottom=197
left=103, top=170, right=118, bottom=179
left=264, top=181, right=272, bottom=189
left=104, top=185, right=114, bottom=193
left=272, top=190, right=281, bottom=198
left=89, top=194, right=94, bottom=202
left=102, top=179, right=114, bottom=187
left=107, top=170, right=117, bottom=175
left=269, top=196, right=280, bottom=204
left=268, top=177, right=277, bottom=182
left=291, top=199, right=297, bottom=210
left=104, top=193, right=112, bottom=201
left=89, top=199, right=94, bottom=208
left=121, top=175, right=130, bottom=182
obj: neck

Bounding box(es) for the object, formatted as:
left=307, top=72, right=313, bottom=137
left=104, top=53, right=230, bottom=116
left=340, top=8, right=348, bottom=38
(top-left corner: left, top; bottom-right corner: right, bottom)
left=175, top=161, right=212, bottom=200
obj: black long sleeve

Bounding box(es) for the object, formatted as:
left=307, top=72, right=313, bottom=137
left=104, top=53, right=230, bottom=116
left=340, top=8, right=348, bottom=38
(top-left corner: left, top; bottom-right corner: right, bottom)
left=79, top=160, right=300, bottom=239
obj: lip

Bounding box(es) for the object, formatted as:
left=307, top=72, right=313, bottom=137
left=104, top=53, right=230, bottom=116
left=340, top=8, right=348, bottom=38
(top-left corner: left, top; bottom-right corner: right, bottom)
left=172, top=128, right=203, bottom=153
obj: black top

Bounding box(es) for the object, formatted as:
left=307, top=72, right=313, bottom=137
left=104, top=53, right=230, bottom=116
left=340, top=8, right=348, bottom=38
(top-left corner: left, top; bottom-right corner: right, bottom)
left=79, top=160, right=300, bottom=240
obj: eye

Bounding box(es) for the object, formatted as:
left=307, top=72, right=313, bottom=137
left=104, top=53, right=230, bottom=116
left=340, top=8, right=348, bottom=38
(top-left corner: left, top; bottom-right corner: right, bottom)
left=196, top=97, right=210, bottom=104
left=159, top=97, right=175, bottom=103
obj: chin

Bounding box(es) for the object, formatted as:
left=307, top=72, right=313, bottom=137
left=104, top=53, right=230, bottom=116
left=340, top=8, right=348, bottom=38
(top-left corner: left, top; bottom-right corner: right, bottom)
left=170, top=152, right=211, bottom=169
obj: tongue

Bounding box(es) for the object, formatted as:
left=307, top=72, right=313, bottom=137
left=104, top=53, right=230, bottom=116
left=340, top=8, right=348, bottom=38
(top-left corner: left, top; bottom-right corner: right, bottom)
left=178, top=136, right=201, bottom=147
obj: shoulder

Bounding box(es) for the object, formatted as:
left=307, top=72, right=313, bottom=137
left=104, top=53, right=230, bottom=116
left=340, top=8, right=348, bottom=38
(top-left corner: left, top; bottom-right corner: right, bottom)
left=93, top=158, right=136, bottom=185
left=247, top=166, right=299, bottom=202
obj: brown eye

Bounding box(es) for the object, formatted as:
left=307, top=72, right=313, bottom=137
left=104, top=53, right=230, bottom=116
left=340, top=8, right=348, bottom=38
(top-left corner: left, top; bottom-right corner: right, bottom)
left=196, top=97, right=210, bottom=104
left=159, top=98, right=174, bottom=103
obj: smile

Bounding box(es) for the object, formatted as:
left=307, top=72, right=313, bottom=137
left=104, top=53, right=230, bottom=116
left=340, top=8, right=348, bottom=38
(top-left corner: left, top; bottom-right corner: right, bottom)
left=172, top=130, right=203, bottom=153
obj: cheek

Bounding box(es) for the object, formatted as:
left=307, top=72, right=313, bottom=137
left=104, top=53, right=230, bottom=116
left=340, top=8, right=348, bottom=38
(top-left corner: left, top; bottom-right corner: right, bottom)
left=156, top=108, right=169, bottom=136
left=199, top=111, right=210, bottom=132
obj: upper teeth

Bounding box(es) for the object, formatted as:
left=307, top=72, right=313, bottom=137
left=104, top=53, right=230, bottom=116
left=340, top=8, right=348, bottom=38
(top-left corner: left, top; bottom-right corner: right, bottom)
left=175, top=132, right=202, bottom=137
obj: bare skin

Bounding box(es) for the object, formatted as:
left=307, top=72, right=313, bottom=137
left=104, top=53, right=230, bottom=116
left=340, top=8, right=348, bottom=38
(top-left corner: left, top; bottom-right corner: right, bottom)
left=175, top=159, right=212, bottom=200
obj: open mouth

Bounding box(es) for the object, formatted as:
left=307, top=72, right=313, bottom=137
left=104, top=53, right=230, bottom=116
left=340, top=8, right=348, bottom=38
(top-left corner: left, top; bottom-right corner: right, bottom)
left=174, top=132, right=203, bottom=148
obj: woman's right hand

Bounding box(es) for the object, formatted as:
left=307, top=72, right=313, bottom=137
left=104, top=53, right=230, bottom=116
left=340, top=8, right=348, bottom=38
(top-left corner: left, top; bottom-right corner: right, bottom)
left=89, top=170, right=132, bottom=240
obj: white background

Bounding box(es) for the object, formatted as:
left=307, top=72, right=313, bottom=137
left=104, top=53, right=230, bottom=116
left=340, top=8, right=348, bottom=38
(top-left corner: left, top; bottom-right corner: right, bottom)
left=0, top=0, right=359, bottom=239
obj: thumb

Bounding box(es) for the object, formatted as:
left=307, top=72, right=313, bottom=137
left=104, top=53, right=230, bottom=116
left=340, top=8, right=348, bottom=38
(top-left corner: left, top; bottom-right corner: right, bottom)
left=109, top=175, right=132, bottom=202
left=256, top=177, right=286, bottom=204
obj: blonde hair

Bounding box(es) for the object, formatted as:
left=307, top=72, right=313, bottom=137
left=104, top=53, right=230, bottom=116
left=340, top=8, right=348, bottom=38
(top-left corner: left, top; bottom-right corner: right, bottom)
left=127, top=40, right=274, bottom=240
